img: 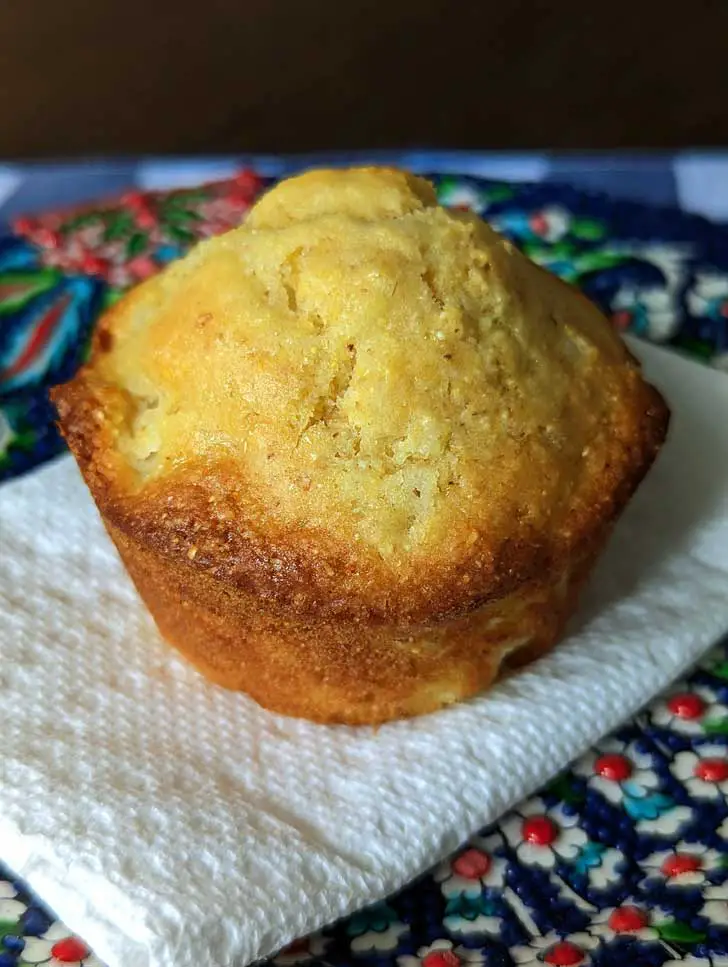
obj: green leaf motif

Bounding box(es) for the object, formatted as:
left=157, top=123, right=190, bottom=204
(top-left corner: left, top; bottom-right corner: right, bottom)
left=102, top=286, right=125, bottom=308
left=0, top=269, right=62, bottom=315
left=709, top=660, right=728, bottom=681
left=703, top=716, right=728, bottom=736
left=0, top=918, right=20, bottom=941
left=103, top=213, right=134, bottom=243
left=169, top=188, right=210, bottom=204
left=673, top=336, right=714, bottom=360
left=11, top=429, right=35, bottom=453
left=546, top=773, right=585, bottom=805
left=571, top=217, right=606, bottom=241
left=61, top=211, right=105, bottom=233
left=437, top=176, right=458, bottom=195
left=654, top=919, right=706, bottom=944
left=126, top=233, right=148, bottom=258
left=163, top=207, right=201, bottom=225
left=485, top=183, right=515, bottom=202
left=166, top=225, right=197, bottom=245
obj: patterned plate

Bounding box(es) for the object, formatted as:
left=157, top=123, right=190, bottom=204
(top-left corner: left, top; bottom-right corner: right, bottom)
left=0, top=169, right=727, bottom=966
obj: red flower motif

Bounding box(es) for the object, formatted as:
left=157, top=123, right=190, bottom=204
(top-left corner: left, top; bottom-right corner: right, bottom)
left=594, top=753, right=632, bottom=782
left=695, top=758, right=728, bottom=783
left=233, top=168, right=264, bottom=196
left=50, top=937, right=91, bottom=963
left=120, top=191, right=148, bottom=210
left=666, top=692, right=705, bottom=720
left=127, top=255, right=158, bottom=280
left=607, top=905, right=649, bottom=933
left=612, top=309, right=632, bottom=330
left=661, top=853, right=702, bottom=878
left=451, top=848, right=491, bottom=879
left=135, top=208, right=158, bottom=230
left=422, top=951, right=461, bottom=967
left=543, top=941, right=585, bottom=966
left=528, top=213, right=549, bottom=237
left=14, top=216, right=34, bottom=235
left=522, top=815, right=558, bottom=846
left=81, top=254, right=110, bottom=276
left=33, top=227, right=61, bottom=250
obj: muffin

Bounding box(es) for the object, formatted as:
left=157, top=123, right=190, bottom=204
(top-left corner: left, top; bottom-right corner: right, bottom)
left=51, top=167, right=669, bottom=724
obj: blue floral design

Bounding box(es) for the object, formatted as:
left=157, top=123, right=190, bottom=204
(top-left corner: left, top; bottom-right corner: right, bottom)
left=573, top=841, right=607, bottom=876
left=346, top=902, right=402, bottom=938
left=622, top=789, right=676, bottom=822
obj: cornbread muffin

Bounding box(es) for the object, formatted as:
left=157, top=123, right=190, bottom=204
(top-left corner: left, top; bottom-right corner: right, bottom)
left=52, top=167, right=669, bottom=724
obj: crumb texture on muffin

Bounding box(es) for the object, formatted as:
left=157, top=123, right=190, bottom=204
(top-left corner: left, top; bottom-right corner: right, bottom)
left=66, top=168, right=654, bottom=563
left=52, top=167, right=669, bottom=722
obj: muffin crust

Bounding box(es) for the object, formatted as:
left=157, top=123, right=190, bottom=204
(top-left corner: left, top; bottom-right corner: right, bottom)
left=52, top=167, right=669, bottom=723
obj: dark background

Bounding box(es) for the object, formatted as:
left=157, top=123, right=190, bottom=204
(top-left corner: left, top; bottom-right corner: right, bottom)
left=2, top=0, right=727, bottom=157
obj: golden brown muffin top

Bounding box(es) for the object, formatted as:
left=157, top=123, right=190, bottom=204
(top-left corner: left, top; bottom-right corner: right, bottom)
left=54, top=167, right=667, bottom=620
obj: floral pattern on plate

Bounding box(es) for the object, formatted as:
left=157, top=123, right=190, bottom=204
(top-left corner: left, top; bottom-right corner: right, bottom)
left=1, top=169, right=728, bottom=966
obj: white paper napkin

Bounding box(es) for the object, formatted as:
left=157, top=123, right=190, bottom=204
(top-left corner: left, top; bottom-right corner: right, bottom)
left=1, top=340, right=727, bottom=967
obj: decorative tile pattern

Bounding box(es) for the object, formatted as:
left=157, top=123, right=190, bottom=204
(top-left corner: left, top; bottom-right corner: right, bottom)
left=0, top=161, right=726, bottom=964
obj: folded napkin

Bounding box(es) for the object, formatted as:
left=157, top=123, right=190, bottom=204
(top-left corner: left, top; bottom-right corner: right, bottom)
left=1, top=340, right=727, bottom=967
